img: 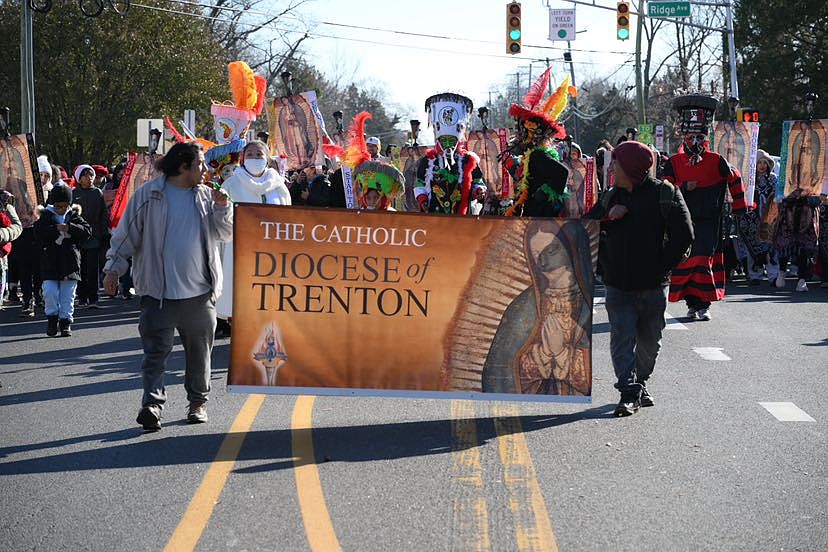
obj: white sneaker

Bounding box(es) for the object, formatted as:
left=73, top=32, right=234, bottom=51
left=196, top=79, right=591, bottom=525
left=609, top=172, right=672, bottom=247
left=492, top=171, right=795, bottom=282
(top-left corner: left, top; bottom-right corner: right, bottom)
left=696, top=308, right=711, bottom=321
left=775, top=274, right=786, bottom=288
left=686, top=307, right=698, bottom=320
left=795, top=278, right=808, bottom=292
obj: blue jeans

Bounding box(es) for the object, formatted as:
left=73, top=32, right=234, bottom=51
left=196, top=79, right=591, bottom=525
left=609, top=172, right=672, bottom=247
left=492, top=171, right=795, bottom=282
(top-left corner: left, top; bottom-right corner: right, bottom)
left=42, top=279, right=78, bottom=321
left=604, top=285, right=668, bottom=397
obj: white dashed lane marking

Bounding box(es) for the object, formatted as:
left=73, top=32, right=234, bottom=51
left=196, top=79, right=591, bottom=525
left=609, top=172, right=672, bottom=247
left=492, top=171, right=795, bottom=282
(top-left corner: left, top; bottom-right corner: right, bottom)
left=759, top=402, right=816, bottom=422
left=692, top=347, right=731, bottom=361
left=664, top=311, right=688, bottom=330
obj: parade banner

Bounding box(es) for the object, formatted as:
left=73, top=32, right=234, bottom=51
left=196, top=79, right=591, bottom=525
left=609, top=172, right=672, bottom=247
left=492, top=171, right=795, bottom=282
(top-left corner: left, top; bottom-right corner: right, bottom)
left=109, top=152, right=161, bottom=229
left=777, top=119, right=828, bottom=199
left=563, top=157, right=597, bottom=217
left=712, top=121, right=759, bottom=205
left=0, top=134, right=42, bottom=227
left=467, top=129, right=506, bottom=197
left=399, top=145, right=428, bottom=212
left=265, top=91, right=324, bottom=171
left=228, top=205, right=598, bottom=403
left=498, top=128, right=512, bottom=198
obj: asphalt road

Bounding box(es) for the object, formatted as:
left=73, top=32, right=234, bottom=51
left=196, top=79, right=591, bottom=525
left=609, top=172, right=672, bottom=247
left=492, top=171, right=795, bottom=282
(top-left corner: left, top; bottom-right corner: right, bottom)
left=1, top=276, right=826, bottom=552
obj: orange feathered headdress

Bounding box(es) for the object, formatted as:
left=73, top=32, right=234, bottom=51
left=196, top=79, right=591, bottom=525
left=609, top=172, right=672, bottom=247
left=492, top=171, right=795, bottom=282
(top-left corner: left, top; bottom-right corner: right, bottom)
left=508, top=68, right=576, bottom=139
left=227, top=61, right=267, bottom=117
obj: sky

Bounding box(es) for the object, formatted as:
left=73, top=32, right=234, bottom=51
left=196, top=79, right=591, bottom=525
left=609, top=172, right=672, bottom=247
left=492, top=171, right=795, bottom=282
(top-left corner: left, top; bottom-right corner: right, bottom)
left=292, top=0, right=642, bottom=127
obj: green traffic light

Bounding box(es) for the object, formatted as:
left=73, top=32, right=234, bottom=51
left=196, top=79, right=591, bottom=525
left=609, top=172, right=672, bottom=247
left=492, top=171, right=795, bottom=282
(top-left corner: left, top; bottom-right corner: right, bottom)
left=510, top=29, right=521, bottom=40
left=617, top=28, right=629, bottom=39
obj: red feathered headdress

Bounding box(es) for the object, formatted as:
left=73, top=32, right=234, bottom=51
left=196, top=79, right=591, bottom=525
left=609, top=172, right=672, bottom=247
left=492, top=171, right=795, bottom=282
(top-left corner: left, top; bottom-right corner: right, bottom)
left=508, top=68, right=576, bottom=139
left=322, top=111, right=372, bottom=169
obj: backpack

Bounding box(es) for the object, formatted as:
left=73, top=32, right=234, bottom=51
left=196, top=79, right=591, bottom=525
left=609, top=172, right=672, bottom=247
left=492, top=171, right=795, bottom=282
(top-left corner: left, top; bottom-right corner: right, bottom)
left=599, top=181, right=691, bottom=264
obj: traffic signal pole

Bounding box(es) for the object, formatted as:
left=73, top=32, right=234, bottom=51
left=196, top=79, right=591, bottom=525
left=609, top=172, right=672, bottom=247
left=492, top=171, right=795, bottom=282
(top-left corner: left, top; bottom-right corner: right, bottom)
left=725, top=0, right=739, bottom=99
left=634, top=0, right=645, bottom=124
left=20, top=0, right=36, bottom=135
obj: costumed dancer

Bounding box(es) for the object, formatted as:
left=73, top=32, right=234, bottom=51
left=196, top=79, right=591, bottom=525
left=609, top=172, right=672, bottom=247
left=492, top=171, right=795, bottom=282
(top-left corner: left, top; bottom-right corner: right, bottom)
left=662, top=95, right=747, bottom=321
left=501, top=71, right=574, bottom=218
left=413, top=93, right=486, bottom=215
left=323, top=112, right=405, bottom=211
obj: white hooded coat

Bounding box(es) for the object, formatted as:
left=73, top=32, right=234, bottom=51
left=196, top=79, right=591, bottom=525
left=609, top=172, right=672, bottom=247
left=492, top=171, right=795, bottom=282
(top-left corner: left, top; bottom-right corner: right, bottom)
left=216, top=165, right=291, bottom=318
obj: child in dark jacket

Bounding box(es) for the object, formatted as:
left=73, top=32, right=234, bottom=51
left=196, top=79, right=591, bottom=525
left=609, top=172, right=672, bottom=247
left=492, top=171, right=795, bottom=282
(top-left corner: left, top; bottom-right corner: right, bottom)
left=33, top=185, right=92, bottom=337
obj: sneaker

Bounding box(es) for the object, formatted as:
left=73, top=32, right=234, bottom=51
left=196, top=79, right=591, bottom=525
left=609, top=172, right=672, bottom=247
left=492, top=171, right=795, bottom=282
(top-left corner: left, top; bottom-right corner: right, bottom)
left=137, top=404, right=162, bottom=431
left=186, top=401, right=208, bottom=424
left=614, top=396, right=641, bottom=417
left=696, top=308, right=711, bottom=321
left=59, top=319, right=72, bottom=337
left=774, top=274, right=786, bottom=288
left=795, top=278, right=808, bottom=292
left=19, top=301, right=35, bottom=317
left=87, top=301, right=99, bottom=309
left=787, top=266, right=799, bottom=277
left=640, top=387, right=655, bottom=407
left=46, top=316, right=59, bottom=337
left=686, top=307, right=698, bottom=320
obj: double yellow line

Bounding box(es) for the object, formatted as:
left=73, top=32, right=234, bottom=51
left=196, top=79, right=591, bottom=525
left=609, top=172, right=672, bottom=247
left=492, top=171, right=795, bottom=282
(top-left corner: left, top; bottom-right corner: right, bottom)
left=164, top=397, right=556, bottom=552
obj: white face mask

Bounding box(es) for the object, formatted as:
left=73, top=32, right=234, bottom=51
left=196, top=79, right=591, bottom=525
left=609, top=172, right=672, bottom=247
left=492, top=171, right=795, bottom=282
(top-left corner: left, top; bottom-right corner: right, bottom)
left=244, top=158, right=268, bottom=176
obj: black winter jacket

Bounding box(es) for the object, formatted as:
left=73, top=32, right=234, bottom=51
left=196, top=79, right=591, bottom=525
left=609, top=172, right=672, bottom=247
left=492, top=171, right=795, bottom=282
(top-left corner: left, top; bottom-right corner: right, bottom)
left=588, top=177, right=694, bottom=290
left=33, top=205, right=92, bottom=281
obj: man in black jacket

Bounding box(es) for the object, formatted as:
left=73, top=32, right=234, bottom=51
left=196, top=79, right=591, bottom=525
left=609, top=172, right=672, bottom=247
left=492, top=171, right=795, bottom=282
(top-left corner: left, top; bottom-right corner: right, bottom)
left=588, top=141, right=694, bottom=417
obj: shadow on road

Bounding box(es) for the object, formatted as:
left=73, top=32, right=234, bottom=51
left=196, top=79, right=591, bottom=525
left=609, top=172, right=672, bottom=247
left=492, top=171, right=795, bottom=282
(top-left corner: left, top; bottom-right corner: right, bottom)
left=0, top=403, right=615, bottom=476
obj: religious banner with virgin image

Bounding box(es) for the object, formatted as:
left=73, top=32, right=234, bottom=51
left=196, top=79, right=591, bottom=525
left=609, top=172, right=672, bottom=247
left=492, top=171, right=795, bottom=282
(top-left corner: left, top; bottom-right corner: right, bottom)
left=712, top=121, right=759, bottom=205
left=0, top=134, right=42, bottom=227
left=777, top=119, right=828, bottom=199
left=265, top=91, right=325, bottom=171
left=228, top=204, right=599, bottom=403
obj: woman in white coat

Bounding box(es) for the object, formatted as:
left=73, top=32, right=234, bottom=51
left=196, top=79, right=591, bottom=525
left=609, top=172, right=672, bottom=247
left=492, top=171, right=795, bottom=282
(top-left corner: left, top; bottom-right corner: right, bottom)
left=216, top=140, right=291, bottom=322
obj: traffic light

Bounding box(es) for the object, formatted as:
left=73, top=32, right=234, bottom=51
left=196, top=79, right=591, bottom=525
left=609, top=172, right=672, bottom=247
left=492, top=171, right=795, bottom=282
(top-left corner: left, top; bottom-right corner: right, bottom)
left=739, top=108, right=760, bottom=123
left=616, top=1, right=630, bottom=41
left=506, top=2, right=521, bottom=55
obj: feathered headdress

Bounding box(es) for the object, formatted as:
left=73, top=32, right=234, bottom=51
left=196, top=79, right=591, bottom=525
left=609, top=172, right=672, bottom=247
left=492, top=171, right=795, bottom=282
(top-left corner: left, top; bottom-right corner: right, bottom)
left=322, top=111, right=373, bottom=169
left=228, top=61, right=267, bottom=117
left=508, top=68, right=576, bottom=139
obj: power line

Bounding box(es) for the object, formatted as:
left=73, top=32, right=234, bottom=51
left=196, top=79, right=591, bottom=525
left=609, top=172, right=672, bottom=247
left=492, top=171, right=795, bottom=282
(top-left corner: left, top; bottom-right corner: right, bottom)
left=133, top=2, right=620, bottom=63
left=157, top=0, right=632, bottom=56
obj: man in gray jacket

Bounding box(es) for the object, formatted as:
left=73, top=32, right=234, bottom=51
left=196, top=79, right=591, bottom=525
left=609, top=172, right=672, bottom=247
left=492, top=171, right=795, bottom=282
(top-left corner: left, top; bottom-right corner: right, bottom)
left=103, top=142, right=232, bottom=431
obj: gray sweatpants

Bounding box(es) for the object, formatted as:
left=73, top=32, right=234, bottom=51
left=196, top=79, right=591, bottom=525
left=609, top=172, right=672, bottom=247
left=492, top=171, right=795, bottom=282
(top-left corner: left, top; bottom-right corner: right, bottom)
left=138, top=292, right=216, bottom=408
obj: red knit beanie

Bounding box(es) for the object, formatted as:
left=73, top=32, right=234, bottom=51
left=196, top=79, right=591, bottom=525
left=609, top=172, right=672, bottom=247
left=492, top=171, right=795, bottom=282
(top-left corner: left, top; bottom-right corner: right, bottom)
left=612, top=141, right=654, bottom=184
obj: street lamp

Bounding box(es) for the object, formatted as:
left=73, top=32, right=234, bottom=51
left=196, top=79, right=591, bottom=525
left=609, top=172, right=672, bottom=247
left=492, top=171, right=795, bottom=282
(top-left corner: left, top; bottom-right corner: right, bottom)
left=727, top=96, right=739, bottom=122
left=332, top=110, right=343, bottom=135
left=477, top=107, right=489, bottom=131
left=410, top=119, right=421, bottom=146
left=280, top=71, right=293, bottom=96
left=804, top=92, right=818, bottom=121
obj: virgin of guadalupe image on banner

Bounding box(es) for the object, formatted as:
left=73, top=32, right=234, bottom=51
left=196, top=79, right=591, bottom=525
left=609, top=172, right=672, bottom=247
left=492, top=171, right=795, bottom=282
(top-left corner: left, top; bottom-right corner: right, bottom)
left=265, top=91, right=324, bottom=170
left=399, top=145, right=428, bottom=212
left=712, top=121, right=759, bottom=204
left=0, top=134, right=42, bottom=227
left=562, top=155, right=597, bottom=217
left=227, top=204, right=598, bottom=403
left=109, top=152, right=161, bottom=229
left=777, top=119, right=828, bottom=198
left=467, top=129, right=507, bottom=198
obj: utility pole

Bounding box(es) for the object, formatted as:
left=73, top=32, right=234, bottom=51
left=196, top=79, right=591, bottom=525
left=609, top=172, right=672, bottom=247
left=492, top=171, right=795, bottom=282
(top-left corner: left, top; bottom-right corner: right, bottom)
left=20, top=0, right=36, bottom=135
left=515, top=72, right=520, bottom=103
left=634, top=0, right=645, bottom=124
left=565, top=44, right=579, bottom=143
left=725, top=0, right=739, bottom=99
